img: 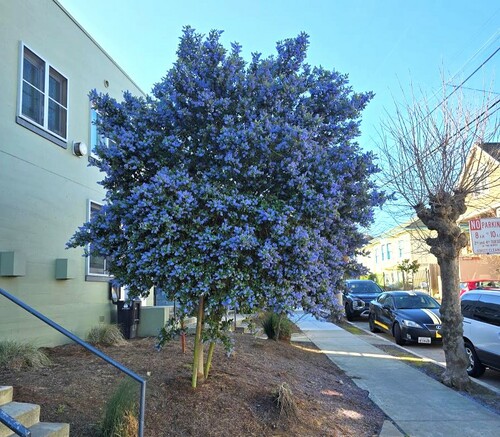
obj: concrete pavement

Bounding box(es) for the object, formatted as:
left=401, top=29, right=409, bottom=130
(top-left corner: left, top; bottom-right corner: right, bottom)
left=291, top=311, right=500, bottom=437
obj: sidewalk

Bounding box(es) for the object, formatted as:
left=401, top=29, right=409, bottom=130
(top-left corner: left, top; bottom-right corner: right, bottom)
left=291, top=311, right=500, bottom=437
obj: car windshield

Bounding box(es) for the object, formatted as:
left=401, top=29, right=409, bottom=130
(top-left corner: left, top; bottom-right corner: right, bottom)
left=394, top=294, right=440, bottom=309
left=347, top=282, right=381, bottom=294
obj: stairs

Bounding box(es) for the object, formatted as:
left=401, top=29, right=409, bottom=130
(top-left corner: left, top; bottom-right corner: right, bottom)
left=0, top=386, right=69, bottom=437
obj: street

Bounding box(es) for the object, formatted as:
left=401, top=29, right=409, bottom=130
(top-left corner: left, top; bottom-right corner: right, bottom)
left=349, top=319, right=500, bottom=393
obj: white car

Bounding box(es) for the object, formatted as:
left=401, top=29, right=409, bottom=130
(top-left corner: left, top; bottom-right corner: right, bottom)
left=461, top=289, right=500, bottom=377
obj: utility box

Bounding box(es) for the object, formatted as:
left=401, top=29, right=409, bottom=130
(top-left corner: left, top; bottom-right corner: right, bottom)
left=117, top=300, right=141, bottom=339
left=0, top=251, right=26, bottom=277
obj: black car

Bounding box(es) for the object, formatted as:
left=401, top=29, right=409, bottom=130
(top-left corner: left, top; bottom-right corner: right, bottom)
left=368, top=291, right=442, bottom=345
left=343, top=280, right=383, bottom=321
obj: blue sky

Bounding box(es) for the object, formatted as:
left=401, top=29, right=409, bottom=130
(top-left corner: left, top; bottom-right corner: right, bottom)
left=58, top=0, right=499, bottom=235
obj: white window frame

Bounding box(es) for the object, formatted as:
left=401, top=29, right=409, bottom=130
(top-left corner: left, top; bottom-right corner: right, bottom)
left=90, top=106, right=115, bottom=160
left=17, top=42, right=69, bottom=147
left=86, top=200, right=110, bottom=278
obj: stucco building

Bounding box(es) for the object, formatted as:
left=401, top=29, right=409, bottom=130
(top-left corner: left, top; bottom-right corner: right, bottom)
left=0, top=0, right=148, bottom=346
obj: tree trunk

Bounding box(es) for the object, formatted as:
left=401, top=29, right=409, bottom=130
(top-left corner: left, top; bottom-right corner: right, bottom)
left=204, top=341, right=216, bottom=379
left=437, top=255, right=470, bottom=389
left=415, top=194, right=470, bottom=389
left=191, top=295, right=205, bottom=388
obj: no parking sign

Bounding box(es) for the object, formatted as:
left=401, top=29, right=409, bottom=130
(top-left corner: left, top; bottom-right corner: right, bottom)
left=469, top=218, right=500, bottom=254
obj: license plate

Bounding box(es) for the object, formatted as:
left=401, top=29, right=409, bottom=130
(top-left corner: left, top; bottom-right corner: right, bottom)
left=418, top=337, right=431, bottom=344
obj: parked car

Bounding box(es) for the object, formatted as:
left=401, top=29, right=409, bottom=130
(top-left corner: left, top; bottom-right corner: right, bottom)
left=368, top=291, right=442, bottom=345
left=461, top=289, right=500, bottom=377
left=343, top=279, right=383, bottom=321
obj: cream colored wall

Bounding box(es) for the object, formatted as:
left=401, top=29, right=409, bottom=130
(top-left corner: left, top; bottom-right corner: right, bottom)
left=463, top=147, right=500, bottom=217
left=0, top=0, right=147, bottom=346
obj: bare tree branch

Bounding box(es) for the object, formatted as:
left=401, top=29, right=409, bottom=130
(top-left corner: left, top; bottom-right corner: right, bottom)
left=376, top=78, right=499, bottom=389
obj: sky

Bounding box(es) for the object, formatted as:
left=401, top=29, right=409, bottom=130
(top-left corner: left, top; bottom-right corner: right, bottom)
left=58, top=0, right=499, bottom=235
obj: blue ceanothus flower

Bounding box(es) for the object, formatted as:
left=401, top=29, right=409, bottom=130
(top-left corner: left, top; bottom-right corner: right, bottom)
left=69, top=26, right=384, bottom=331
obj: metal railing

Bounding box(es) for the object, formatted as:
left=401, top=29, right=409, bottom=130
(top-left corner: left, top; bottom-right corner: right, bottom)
left=0, top=288, right=146, bottom=437
left=0, top=408, right=31, bottom=437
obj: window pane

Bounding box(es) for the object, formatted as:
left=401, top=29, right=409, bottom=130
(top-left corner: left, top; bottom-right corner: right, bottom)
left=89, top=251, right=107, bottom=275
left=89, top=202, right=108, bottom=275
left=48, top=100, right=67, bottom=137
left=90, top=109, right=98, bottom=155
left=91, top=202, right=102, bottom=217
left=49, top=68, right=67, bottom=106
left=475, top=295, right=500, bottom=326
left=22, top=82, right=44, bottom=125
left=23, top=48, right=45, bottom=91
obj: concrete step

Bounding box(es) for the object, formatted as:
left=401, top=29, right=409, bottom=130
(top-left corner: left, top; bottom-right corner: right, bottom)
left=0, top=402, right=40, bottom=437
left=0, top=387, right=13, bottom=407
left=0, top=386, right=70, bottom=437
left=20, top=422, right=70, bottom=437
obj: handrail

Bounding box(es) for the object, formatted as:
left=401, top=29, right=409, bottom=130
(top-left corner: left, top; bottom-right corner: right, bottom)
left=0, top=409, right=31, bottom=437
left=0, top=288, right=146, bottom=437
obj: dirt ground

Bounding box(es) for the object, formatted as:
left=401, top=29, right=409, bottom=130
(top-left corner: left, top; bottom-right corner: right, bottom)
left=0, top=331, right=386, bottom=436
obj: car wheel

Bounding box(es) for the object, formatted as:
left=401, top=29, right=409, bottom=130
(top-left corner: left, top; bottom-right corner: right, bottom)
left=369, top=313, right=380, bottom=332
left=464, top=340, right=486, bottom=377
left=393, top=323, right=406, bottom=345
left=345, top=303, right=354, bottom=321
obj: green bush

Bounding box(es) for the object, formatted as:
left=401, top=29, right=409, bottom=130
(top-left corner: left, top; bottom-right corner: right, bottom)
left=87, top=324, right=127, bottom=347
left=261, top=312, right=292, bottom=341
left=0, top=340, right=51, bottom=370
left=100, top=378, right=138, bottom=437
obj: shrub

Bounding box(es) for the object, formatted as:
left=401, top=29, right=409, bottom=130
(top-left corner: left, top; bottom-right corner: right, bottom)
left=87, top=324, right=127, bottom=347
left=261, top=312, right=292, bottom=341
left=0, top=340, right=51, bottom=370
left=273, top=382, right=298, bottom=422
left=100, top=378, right=138, bottom=437
left=242, top=314, right=260, bottom=334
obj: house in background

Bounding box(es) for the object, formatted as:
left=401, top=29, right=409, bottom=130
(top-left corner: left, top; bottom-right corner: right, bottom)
left=359, top=219, right=441, bottom=297
left=0, top=0, right=153, bottom=346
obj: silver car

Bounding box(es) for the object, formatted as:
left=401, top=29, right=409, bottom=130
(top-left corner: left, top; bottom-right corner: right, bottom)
left=461, top=289, right=500, bottom=377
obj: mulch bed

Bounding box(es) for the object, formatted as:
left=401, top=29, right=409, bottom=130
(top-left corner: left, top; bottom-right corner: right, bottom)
left=1, top=333, right=386, bottom=436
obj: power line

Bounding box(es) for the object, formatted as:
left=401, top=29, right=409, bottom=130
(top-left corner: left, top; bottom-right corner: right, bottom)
left=447, top=28, right=500, bottom=85
left=427, top=46, right=499, bottom=118
left=447, top=85, right=500, bottom=95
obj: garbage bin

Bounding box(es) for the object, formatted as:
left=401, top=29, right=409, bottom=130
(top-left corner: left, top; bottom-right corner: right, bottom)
left=117, top=300, right=141, bottom=339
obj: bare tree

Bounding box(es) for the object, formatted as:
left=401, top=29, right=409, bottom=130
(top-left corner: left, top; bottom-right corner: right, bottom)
left=378, top=82, right=499, bottom=389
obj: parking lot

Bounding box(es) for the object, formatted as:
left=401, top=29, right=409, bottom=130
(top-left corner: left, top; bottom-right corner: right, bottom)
left=349, top=319, right=500, bottom=393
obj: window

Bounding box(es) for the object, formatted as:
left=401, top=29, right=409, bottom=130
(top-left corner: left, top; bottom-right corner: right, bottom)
left=474, top=294, right=500, bottom=326
left=18, top=44, right=68, bottom=145
left=90, top=108, right=115, bottom=159
left=375, top=248, right=379, bottom=264
left=398, top=240, right=404, bottom=258
left=461, top=293, right=479, bottom=319
left=378, top=294, right=394, bottom=308
left=381, top=245, right=385, bottom=261
left=87, top=201, right=109, bottom=277
left=386, top=243, right=392, bottom=260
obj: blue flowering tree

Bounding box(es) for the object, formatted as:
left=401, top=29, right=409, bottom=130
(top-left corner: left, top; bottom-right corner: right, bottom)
left=69, top=27, right=384, bottom=388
